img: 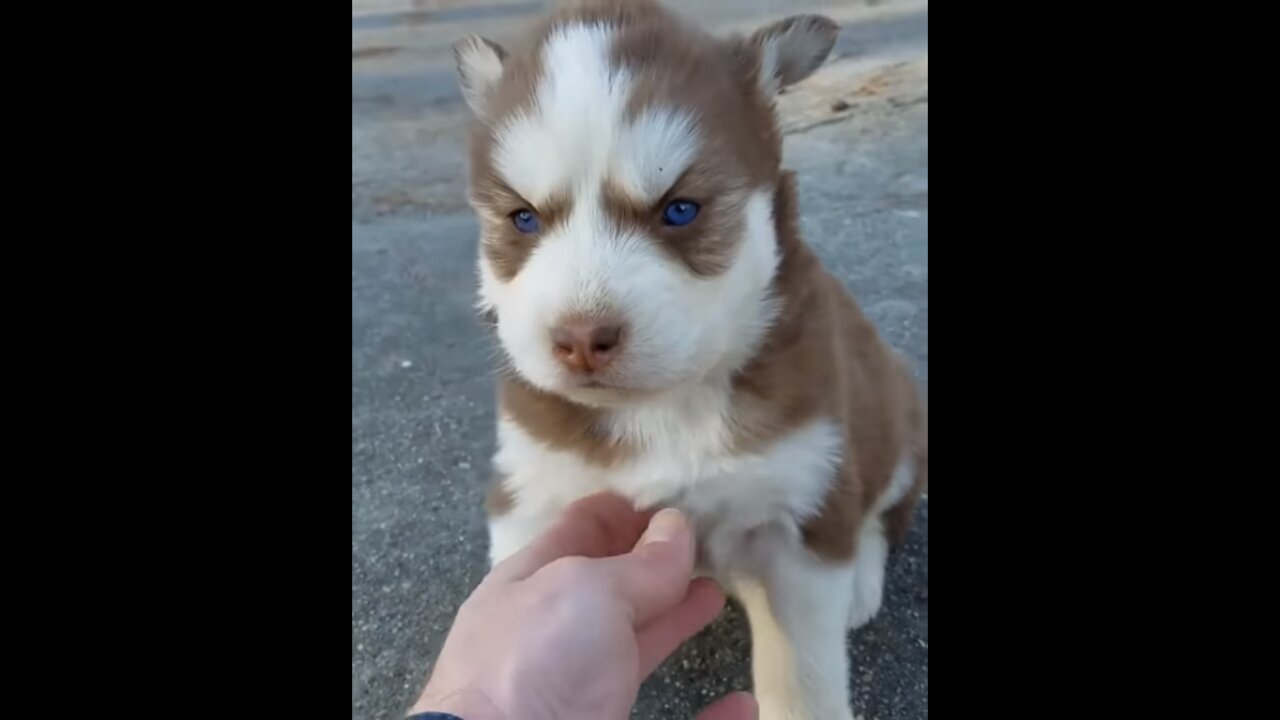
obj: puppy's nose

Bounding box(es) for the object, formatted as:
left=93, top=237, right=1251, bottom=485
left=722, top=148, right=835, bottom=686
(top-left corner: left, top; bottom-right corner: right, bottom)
left=551, top=320, right=624, bottom=374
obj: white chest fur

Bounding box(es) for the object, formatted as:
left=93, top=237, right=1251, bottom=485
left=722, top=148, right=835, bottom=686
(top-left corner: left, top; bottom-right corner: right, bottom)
left=488, top=385, right=843, bottom=575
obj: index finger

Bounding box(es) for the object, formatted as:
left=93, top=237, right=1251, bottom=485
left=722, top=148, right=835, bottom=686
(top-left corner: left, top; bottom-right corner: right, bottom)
left=489, top=492, right=653, bottom=583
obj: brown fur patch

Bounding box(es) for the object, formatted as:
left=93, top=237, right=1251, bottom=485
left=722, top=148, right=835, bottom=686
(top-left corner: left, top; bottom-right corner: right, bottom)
left=499, top=374, right=630, bottom=467
left=884, top=374, right=928, bottom=546
left=722, top=174, right=924, bottom=561
left=471, top=177, right=573, bottom=282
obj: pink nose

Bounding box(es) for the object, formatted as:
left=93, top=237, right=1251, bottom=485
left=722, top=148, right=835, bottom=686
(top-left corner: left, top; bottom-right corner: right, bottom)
left=551, top=320, right=624, bottom=374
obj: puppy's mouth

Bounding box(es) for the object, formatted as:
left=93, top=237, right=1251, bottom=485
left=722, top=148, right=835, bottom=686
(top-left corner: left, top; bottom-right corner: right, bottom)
left=576, top=368, right=624, bottom=386
left=568, top=376, right=629, bottom=395
left=558, top=375, right=650, bottom=406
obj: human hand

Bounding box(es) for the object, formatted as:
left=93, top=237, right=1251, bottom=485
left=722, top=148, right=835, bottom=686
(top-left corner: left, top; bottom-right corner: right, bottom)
left=409, top=492, right=755, bottom=720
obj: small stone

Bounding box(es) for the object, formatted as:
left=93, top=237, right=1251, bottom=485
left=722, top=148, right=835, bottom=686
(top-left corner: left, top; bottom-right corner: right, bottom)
left=832, top=99, right=852, bottom=112
left=399, top=360, right=412, bottom=368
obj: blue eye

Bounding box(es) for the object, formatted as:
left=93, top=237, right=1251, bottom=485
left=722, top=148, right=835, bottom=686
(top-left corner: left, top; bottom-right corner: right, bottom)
left=511, top=209, right=540, bottom=234
left=662, top=200, right=700, bottom=226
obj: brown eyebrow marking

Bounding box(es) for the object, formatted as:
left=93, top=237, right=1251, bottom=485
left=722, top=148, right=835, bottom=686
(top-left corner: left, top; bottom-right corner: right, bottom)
left=650, top=165, right=699, bottom=211
left=474, top=172, right=576, bottom=282
left=471, top=170, right=535, bottom=211
left=604, top=163, right=698, bottom=218
left=600, top=165, right=744, bottom=278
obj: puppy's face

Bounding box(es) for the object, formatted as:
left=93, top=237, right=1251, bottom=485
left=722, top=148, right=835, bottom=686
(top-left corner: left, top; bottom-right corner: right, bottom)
left=454, top=2, right=836, bottom=405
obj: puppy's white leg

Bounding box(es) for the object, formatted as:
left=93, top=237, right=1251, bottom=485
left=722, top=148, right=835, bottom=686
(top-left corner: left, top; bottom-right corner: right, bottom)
left=848, top=516, right=889, bottom=629
left=734, top=534, right=856, bottom=720
left=487, top=511, right=554, bottom=567
left=484, top=473, right=560, bottom=568
left=849, top=458, right=913, bottom=628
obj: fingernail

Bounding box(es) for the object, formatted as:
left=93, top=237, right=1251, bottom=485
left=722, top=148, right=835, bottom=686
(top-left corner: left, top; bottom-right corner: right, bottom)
left=641, top=507, right=687, bottom=545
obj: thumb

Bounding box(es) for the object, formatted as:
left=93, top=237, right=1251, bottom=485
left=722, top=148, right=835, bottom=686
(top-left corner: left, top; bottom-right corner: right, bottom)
left=603, top=507, right=696, bottom=626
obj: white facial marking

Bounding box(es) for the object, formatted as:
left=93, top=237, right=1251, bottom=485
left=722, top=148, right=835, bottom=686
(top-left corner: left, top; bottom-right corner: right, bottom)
left=494, top=23, right=627, bottom=207
left=611, top=107, right=699, bottom=203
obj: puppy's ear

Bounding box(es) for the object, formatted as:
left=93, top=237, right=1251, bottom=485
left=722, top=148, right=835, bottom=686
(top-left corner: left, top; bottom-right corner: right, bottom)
left=452, top=35, right=507, bottom=116
left=747, top=15, right=838, bottom=95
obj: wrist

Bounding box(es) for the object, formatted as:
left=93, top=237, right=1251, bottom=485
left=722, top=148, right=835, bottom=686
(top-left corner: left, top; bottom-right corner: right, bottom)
left=409, top=686, right=507, bottom=720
